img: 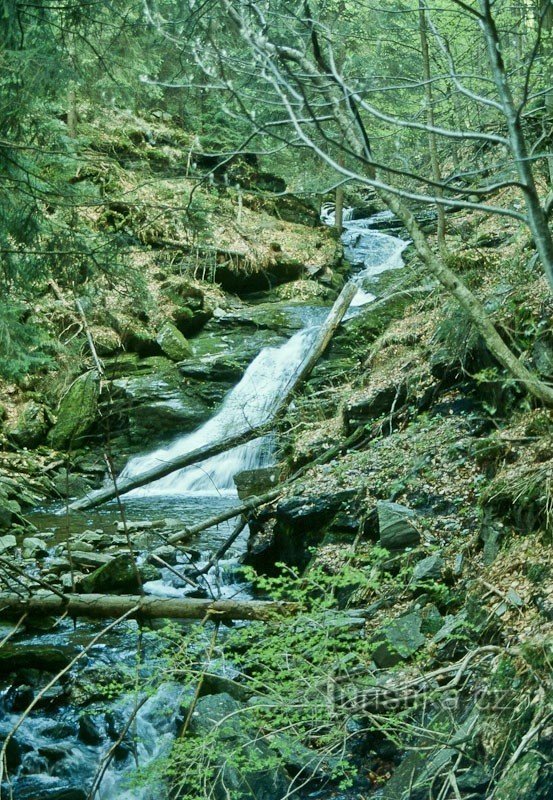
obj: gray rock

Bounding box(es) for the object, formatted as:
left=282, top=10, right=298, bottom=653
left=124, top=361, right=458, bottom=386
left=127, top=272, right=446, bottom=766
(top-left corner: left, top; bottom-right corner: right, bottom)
left=7, top=401, right=51, bottom=448
left=377, top=501, right=421, bottom=550
left=234, top=466, right=280, bottom=499
left=71, top=551, right=112, bottom=569
left=372, top=611, right=426, bottom=668
left=0, top=534, right=17, bottom=554
left=412, top=555, right=444, bottom=582
left=21, top=537, right=48, bottom=559
left=148, top=545, right=179, bottom=566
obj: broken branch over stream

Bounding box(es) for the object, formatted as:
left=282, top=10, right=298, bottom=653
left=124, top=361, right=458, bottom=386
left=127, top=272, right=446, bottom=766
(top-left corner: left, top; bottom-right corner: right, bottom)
left=0, top=592, right=297, bottom=621
left=70, top=281, right=357, bottom=511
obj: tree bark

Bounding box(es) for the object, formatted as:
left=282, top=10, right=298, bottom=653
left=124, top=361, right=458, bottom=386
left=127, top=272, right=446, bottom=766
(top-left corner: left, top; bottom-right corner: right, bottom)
left=418, top=0, right=446, bottom=251
left=70, top=282, right=358, bottom=511
left=0, top=592, right=297, bottom=622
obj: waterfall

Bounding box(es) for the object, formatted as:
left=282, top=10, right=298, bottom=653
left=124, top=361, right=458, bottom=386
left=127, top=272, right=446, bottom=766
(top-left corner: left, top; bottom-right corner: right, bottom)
left=121, top=325, right=321, bottom=496
left=120, top=204, right=407, bottom=499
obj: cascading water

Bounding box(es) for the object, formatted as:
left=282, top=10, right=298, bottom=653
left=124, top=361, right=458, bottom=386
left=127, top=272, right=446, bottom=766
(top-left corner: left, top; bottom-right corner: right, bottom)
left=121, top=322, right=325, bottom=496
left=122, top=205, right=408, bottom=499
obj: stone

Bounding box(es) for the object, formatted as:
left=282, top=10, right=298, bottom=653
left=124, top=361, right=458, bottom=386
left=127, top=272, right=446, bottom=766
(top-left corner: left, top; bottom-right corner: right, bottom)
left=0, top=534, right=17, bottom=554
left=412, top=555, right=444, bottom=583
left=377, top=501, right=421, bottom=550
left=457, top=765, right=492, bottom=792
left=234, top=466, right=280, bottom=499
left=7, top=401, right=50, bottom=448
left=372, top=611, right=426, bottom=668
left=494, top=752, right=543, bottom=800
left=246, top=490, right=357, bottom=573
left=78, top=714, right=103, bottom=745
left=21, top=537, right=48, bottom=559
left=187, top=693, right=290, bottom=800
left=0, top=645, right=77, bottom=674
left=11, top=777, right=87, bottom=800
left=79, top=554, right=159, bottom=593
left=70, top=551, right=111, bottom=569
left=147, top=545, right=179, bottom=566
left=51, top=470, right=91, bottom=499
left=156, top=321, right=193, bottom=361
left=49, top=371, right=100, bottom=450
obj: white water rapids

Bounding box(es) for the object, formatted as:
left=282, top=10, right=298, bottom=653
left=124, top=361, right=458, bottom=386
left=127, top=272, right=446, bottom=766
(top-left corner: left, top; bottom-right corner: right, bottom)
left=121, top=206, right=408, bottom=498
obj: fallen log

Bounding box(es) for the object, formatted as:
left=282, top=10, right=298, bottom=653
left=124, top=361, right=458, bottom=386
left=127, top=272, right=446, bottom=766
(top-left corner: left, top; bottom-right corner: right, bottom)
left=70, top=281, right=357, bottom=511
left=0, top=592, right=297, bottom=622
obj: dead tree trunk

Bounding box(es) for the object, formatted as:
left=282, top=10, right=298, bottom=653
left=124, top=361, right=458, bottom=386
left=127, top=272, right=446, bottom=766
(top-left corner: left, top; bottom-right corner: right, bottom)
left=0, top=592, right=297, bottom=622
left=70, top=282, right=357, bottom=511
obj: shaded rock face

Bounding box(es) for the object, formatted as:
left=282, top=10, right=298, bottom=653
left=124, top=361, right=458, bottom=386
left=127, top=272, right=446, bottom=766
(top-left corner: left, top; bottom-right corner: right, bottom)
left=49, top=372, right=100, bottom=450
left=377, top=501, right=421, bottom=550
left=7, top=401, right=51, bottom=448
left=245, top=490, right=358, bottom=573
left=372, top=611, right=426, bottom=668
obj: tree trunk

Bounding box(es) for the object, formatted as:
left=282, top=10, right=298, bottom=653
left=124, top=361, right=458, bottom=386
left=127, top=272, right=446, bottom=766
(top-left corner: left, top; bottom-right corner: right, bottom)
left=0, top=592, right=297, bottom=622
left=70, top=282, right=358, bottom=511
left=418, top=0, right=446, bottom=251
left=335, top=185, right=344, bottom=231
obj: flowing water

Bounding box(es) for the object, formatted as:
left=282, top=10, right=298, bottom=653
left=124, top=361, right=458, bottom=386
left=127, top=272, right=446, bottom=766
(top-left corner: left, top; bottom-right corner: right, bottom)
left=0, top=207, right=407, bottom=800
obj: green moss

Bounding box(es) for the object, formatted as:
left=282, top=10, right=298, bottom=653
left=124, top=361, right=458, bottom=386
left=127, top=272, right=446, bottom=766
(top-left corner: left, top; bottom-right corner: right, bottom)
left=48, top=370, right=100, bottom=450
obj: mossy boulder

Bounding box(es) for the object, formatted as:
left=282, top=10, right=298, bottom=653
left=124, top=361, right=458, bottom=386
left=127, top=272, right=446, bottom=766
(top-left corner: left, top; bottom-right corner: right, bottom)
left=156, top=321, right=193, bottom=361
left=80, top=554, right=159, bottom=593
left=495, top=753, right=544, bottom=800
left=7, top=401, right=51, bottom=448
left=49, top=371, right=100, bottom=450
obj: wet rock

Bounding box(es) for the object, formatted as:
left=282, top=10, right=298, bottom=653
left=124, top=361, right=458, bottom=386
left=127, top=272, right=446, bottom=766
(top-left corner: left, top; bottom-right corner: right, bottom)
left=377, top=501, right=420, bottom=550
left=412, top=555, right=444, bottom=583
left=7, top=401, right=51, bottom=448
left=179, top=354, right=244, bottom=383
left=0, top=645, right=78, bottom=674
left=78, top=714, right=103, bottom=745
left=234, top=466, right=280, bottom=499
left=10, top=776, right=87, bottom=800
left=49, top=371, right=100, bottom=450
left=21, top=536, right=49, bottom=559
left=188, top=692, right=290, bottom=800
left=19, top=750, right=50, bottom=776
left=147, top=545, right=179, bottom=566
left=6, top=683, right=34, bottom=712
left=156, top=321, right=193, bottom=361
left=372, top=611, right=426, bottom=668
left=80, top=554, right=159, bottom=593
left=0, top=533, right=17, bottom=553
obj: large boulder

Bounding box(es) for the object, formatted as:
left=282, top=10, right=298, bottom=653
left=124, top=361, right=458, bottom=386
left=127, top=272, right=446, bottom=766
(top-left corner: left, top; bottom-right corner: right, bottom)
left=156, top=321, right=193, bottom=361
left=79, top=554, right=159, bottom=593
left=245, top=490, right=357, bottom=573
left=49, top=371, right=100, bottom=450
left=7, top=401, right=51, bottom=448
left=372, top=611, right=426, bottom=668
left=377, top=501, right=421, bottom=550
